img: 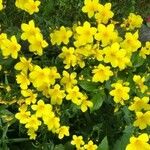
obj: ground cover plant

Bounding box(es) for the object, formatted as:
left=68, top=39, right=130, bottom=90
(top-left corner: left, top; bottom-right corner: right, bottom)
left=0, top=0, right=150, bottom=150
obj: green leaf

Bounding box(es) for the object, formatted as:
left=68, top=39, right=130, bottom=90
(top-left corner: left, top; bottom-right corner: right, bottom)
left=64, top=142, right=74, bottom=150
left=42, top=0, right=55, bottom=16
left=105, top=80, right=111, bottom=90
left=131, top=52, right=144, bottom=68
left=54, top=144, right=65, bottom=150
left=113, top=125, right=134, bottom=150
left=122, top=106, right=133, bottom=125
left=0, top=105, right=13, bottom=116
left=78, top=80, right=99, bottom=92
left=147, top=22, right=150, bottom=28
left=41, top=143, right=54, bottom=150
left=98, top=136, right=109, bottom=150
left=90, top=90, right=105, bottom=112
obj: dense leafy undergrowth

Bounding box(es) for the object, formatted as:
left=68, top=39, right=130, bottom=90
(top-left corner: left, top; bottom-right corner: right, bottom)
left=0, top=0, right=150, bottom=150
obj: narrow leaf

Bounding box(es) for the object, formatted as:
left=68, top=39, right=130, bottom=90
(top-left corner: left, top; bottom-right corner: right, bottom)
left=90, top=90, right=105, bottom=112
left=98, top=136, right=109, bottom=150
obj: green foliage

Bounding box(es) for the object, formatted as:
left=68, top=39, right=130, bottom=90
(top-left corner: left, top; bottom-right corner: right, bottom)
left=78, top=80, right=99, bottom=92
left=113, top=125, right=135, bottom=150
left=98, top=136, right=109, bottom=150
left=90, top=90, right=105, bottom=112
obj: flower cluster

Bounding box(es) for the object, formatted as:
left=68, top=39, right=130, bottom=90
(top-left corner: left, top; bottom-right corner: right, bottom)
left=0, top=34, right=21, bottom=59
left=121, top=13, right=143, bottom=30
left=0, top=0, right=150, bottom=149
left=71, top=135, right=98, bottom=150
left=15, top=100, right=70, bottom=140
left=21, top=20, right=48, bottom=56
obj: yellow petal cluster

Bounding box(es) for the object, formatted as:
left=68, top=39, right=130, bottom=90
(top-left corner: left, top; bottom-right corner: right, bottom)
left=0, top=35, right=21, bottom=59
left=0, top=0, right=3, bottom=10
left=139, top=41, right=150, bottom=59
left=126, top=133, right=150, bottom=150
left=110, top=81, right=130, bottom=105
left=50, top=26, right=72, bottom=45
left=15, top=0, right=41, bottom=15
left=103, top=42, right=130, bottom=69
left=71, top=135, right=98, bottom=150
left=92, top=64, right=113, bottom=83
left=95, top=3, right=114, bottom=24
left=133, top=75, right=148, bottom=93
left=121, top=13, right=143, bottom=30
left=82, top=0, right=101, bottom=18
left=21, top=20, right=48, bottom=56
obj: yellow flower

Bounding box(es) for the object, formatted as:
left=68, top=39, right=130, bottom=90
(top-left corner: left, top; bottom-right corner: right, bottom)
left=133, top=75, right=148, bottom=93
left=31, top=100, right=52, bottom=118
left=49, top=84, right=66, bottom=105
left=92, top=64, right=113, bottom=83
left=121, top=13, right=143, bottom=30
left=0, top=33, right=7, bottom=48
left=21, top=89, right=37, bottom=105
left=139, top=42, right=150, bottom=59
left=1, top=35, right=21, bottom=59
left=15, top=57, right=33, bottom=74
left=82, top=0, right=101, bottom=18
left=80, top=94, right=93, bottom=112
left=134, top=111, right=150, bottom=130
left=15, top=0, right=30, bottom=10
left=74, top=21, right=97, bottom=47
left=24, top=0, right=41, bottom=15
left=44, top=116, right=60, bottom=131
left=103, top=43, right=119, bottom=67
left=50, top=26, right=72, bottom=45
left=49, top=66, right=61, bottom=84
left=21, top=20, right=40, bottom=42
left=95, top=3, right=114, bottom=24
left=121, top=31, right=141, bottom=54
left=15, top=0, right=41, bottom=15
left=56, top=126, right=70, bottom=139
left=140, top=47, right=150, bottom=59
left=15, top=104, right=31, bottom=124
left=115, top=49, right=130, bottom=70
left=29, top=33, right=48, bottom=56
left=75, top=44, right=92, bottom=57
left=104, top=42, right=130, bottom=69
left=60, top=71, right=77, bottom=90
left=16, top=72, right=30, bottom=89
left=59, top=47, right=77, bottom=69
left=90, top=44, right=104, bottom=61
left=29, top=65, right=49, bottom=88
left=29, top=66, right=60, bottom=89
left=66, top=86, right=83, bottom=105
left=110, top=82, right=130, bottom=105
left=129, top=96, right=150, bottom=112
left=27, top=128, right=37, bottom=140
left=0, top=0, right=3, bottom=10
left=95, top=24, right=118, bottom=47
left=74, top=52, right=85, bottom=68
left=126, top=133, right=150, bottom=150
left=25, top=115, right=41, bottom=131
left=77, top=147, right=85, bottom=150
left=84, top=140, right=98, bottom=150
left=37, top=84, right=50, bottom=98
left=71, top=135, right=85, bottom=148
